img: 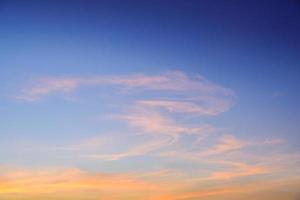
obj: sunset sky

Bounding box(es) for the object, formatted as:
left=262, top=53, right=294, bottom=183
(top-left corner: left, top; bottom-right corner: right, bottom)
left=0, top=0, right=300, bottom=199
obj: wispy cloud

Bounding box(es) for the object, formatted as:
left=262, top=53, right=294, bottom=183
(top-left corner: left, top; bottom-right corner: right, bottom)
left=88, top=135, right=176, bottom=160
left=137, top=99, right=231, bottom=115
left=154, top=178, right=300, bottom=200
left=198, top=134, right=245, bottom=157
left=16, top=78, right=81, bottom=101
left=116, top=109, right=211, bottom=136
left=16, top=71, right=232, bottom=160
left=1, top=166, right=299, bottom=200
left=86, top=108, right=216, bottom=160
left=11, top=70, right=300, bottom=200
left=0, top=168, right=167, bottom=199
left=202, top=161, right=269, bottom=180
left=17, top=71, right=235, bottom=115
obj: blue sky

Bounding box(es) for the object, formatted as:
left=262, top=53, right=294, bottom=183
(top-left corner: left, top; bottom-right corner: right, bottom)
left=0, top=1, right=300, bottom=199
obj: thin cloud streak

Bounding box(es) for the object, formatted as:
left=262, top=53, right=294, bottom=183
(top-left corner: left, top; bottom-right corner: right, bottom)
left=17, top=71, right=235, bottom=116
left=88, top=135, right=176, bottom=160
left=137, top=99, right=230, bottom=115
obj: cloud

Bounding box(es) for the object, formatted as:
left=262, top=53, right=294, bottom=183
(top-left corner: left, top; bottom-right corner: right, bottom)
left=15, top=71, right=236, bottom=161
left=87, top=109, right=214, bottom=160
left=203, top=161, right=269, bottom=180
left=0, top=168, right=167, bottom=199
left=16, top=78, right=81, bottom=101
left=137, top=99, right=231, bottom=115
left=153, top=178, right=300, bottom=200
left=88, top=135, right=176, bottom=160
left=198, top=134, right=245, bottom=157
left=116, top=109, right=211, bottom=136
left=158, top=134, right=244, bottom=159
left=12, top=70, right=300, bottom=200
left=1, top=166, right=299, bottom=200
left=17, top=71, right=235, bottom=116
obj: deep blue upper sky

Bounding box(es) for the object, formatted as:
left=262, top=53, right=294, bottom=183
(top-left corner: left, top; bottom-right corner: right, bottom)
left=0, top=0, right=299, bottom=146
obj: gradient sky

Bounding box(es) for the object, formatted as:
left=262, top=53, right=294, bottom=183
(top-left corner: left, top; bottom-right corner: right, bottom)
left=1, top=0, right=300, bottom=199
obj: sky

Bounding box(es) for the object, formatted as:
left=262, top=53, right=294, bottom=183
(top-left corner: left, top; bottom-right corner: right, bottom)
left=0, top=0, right=300, bottom=199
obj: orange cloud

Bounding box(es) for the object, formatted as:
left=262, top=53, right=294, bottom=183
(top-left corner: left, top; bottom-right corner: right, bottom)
left=204, top=161, right=269, bottom=180
left=0, top=164, right=299, bottom=200
left=0, top=168, right=171, bottom=200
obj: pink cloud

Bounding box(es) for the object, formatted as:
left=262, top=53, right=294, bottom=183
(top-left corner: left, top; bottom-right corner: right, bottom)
left=17, top=71, right=235, bottom=116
